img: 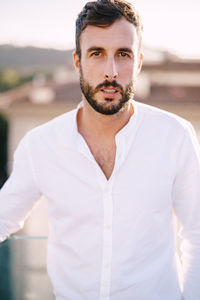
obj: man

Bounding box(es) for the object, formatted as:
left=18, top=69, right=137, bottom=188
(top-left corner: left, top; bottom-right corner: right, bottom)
left=0, top=0, right=200, bottom=299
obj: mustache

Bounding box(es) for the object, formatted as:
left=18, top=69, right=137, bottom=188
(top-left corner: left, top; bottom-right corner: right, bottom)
left=94, top=80, right=123, bottom=92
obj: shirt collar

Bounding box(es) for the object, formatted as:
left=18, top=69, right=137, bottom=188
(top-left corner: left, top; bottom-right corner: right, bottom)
left=71, top=99, right=143, bottom=161
left=72, top=99, right=138, bottom=135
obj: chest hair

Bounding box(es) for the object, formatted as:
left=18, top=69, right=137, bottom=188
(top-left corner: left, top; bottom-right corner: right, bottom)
left=92, top=144, right=116, bottom=180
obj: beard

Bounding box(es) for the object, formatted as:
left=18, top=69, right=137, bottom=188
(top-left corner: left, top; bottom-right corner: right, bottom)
left=79, top=66, right=136, bottom=115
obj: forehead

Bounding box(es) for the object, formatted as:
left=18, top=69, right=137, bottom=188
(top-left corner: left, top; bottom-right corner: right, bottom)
left=80, top=17, right=138, bottom=52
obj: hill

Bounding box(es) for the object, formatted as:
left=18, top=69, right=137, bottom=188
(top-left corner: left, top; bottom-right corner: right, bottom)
left=0, top=45, right=73, bottom=71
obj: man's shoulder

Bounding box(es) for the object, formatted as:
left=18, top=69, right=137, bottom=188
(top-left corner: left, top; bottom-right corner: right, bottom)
left=135, top=101, right=192, bottom=132
left=25, top=108, right=77, bottom=144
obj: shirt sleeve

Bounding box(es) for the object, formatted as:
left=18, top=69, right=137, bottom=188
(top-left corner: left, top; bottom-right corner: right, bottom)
left=0, top=133, right=41, bottom=241
left=172, top=122, right=200, bottom=300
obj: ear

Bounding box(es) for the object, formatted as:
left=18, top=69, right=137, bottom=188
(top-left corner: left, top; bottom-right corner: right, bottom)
left=137, top=52, right=143, bottom=75
left=73, top=51, right=80, bottom=73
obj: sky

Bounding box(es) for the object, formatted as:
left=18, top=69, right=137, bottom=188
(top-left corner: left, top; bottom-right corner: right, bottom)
left=0, top=0, right=199, bottom=58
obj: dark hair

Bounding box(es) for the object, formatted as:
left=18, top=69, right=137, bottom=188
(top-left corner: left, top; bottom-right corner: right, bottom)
left=75, top=0, right=143, bottom=58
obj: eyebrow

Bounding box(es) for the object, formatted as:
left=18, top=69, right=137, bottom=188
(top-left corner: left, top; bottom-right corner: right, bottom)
left=87, top=47, right=134, bottom=55
left=87, top=47, right=104, bottom=53
left=118, top=48, right=134, bottom=55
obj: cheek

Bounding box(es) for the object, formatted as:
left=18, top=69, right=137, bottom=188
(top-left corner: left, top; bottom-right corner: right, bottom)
left=81, top=62, right=104, bottom=85
left=80, top=66, right=100, bottom=89
left=118, top=59, right=134, bottom=74
left=119, top=64, right=135, bottom=84
left=81, top=61, right=97, bottom=76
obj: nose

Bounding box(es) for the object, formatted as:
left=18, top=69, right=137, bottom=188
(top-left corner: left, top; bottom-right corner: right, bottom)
left=104, top=57, right=118, bottom=80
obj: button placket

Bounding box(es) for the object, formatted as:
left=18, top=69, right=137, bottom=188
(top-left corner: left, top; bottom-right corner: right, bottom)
left=99, top=184, right=113, bottom=300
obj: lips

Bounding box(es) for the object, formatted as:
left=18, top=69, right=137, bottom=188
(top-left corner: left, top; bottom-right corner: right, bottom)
left=100, top=85, right=120, bottom=98
left=101, top=86, right=120, bottom=92
left=100, top=87, right=120, bottom=100
left=103, top=89, right=117, bottom=93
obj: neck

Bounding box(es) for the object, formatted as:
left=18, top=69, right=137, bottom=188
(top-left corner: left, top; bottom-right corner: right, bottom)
left=77, top=98, right=134, bottom=139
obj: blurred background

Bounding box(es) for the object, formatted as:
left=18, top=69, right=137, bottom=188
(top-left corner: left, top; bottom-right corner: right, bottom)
left=0, top=0, right=200, bottom=299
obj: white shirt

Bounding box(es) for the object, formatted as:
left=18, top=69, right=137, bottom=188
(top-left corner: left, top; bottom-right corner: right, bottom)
left=0, top=100, right=200, bottom=300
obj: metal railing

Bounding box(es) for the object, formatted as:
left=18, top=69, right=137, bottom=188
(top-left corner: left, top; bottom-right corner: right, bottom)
left=0, top=236, right=54, bottom=300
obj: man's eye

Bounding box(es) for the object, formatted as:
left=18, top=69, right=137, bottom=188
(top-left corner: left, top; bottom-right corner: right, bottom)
left=91, top=52, right=102, bottom=57
left=119, top=52, right=129, bottom=57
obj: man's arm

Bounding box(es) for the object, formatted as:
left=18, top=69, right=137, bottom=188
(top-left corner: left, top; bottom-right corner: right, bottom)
left=0, top=134, right=41, bottom=241
left=172, top=123, right=200, bottom=300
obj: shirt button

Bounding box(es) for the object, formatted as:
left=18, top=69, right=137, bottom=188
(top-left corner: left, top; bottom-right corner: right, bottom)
left=105, top=225, right=111, bottom=230
left=104, top=186, right=110, bottom=193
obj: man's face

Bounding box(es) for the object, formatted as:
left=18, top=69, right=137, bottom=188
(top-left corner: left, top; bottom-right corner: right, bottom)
left=74, top=17, right=143, bottom=115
